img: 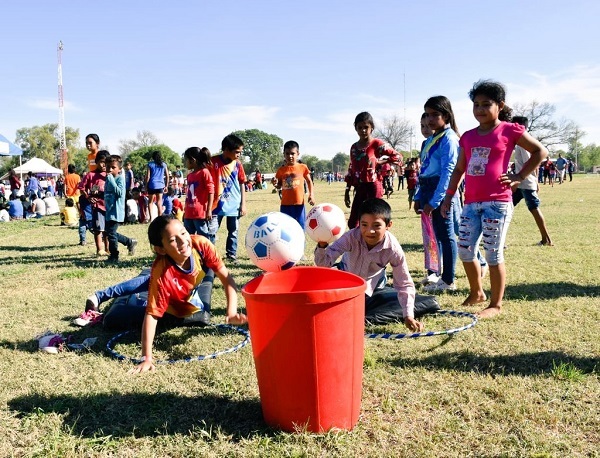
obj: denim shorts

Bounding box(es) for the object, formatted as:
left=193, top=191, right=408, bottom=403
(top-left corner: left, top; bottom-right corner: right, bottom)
left=458, top=201, right=513, bottom=266
left=512, top=188, right=540, bottom=211
left=92, top=208, right=106, bottom=233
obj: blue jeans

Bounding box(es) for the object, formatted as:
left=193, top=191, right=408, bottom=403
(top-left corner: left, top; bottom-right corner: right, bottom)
left=280, top=204, right=306, bottom=230
left=431, top=201, right=457, bottom=285
left=96, top=274, right=150, bottom=304
left=184, top=218, right=215, bottom=243
left=453, top=195, right=487, bottom=269
left=458, top=201, right=513, bottom=266
left=105, top=220, right=133, bottom=259
left=100, top=270, right=215, bottom=330
left=215, top=215, right=238, bottom=259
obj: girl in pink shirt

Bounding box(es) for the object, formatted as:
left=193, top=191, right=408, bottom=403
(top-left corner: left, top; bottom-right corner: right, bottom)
left=441, top=80, right=547, bottom=319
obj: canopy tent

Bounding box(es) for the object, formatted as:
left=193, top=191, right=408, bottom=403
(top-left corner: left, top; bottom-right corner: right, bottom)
left=0, top=134, right=23, bottom=157
left=12, top=157, right=63, bottom=176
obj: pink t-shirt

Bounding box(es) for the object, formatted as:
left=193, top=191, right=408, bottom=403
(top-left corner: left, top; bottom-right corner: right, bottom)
left=459, top=122, right=525, bottom=204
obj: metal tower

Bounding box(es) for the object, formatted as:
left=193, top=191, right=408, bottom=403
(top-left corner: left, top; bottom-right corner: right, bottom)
left=57, top=41, right=68, bottom=172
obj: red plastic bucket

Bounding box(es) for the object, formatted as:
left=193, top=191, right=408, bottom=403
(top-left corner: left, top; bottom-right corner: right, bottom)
left=241, top=266, right=366, bottom=433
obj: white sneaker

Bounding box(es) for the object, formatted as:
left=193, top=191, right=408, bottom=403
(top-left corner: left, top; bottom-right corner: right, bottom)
left=423, top=278, right=457, bottom=293
left=420, top=273, right=440, bottom=285
left=73, top=310, right=103, bottom=327
left=85, top=294, right=99, bottom=311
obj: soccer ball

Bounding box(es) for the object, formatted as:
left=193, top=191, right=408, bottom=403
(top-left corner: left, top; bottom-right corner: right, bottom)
left=245, top=212, right=305, bottom=272
left=305, top=203, right=346, bottom=244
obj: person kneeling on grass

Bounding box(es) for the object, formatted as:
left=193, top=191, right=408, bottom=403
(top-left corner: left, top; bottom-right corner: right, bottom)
left=314, top=198, right=424, bottom=332
left=73, top=214, right=247, bottom=373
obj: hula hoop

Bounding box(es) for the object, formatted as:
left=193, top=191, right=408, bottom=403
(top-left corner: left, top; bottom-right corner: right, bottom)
left=365, top=310, right=477, bottom=339
left=106, top=324, right=250, bottom=365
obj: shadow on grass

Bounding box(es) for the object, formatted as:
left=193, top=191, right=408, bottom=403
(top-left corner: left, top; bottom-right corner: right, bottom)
left=8, top=392, right=268, bottom=439
left=506, top=282, right=600, bottom=299
left=389, top=350, right=599, bottom=377
left=0, top=252, right=154, bottom=269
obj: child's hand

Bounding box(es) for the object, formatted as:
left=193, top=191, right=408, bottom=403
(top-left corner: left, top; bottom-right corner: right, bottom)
left=128, top=358, right=156, bottom=374
left=404, top=317, right=424, bottom=333
left=439, top=199, right=451, bottom=219
left=499, top=172, right=523, bottom=188
left=344, top=189, right=351, bottom=208
left=308, top=195, right=315, bottom=206
left=413, top=200, right=421, bottom=215
left=226, top=312, right=248, bottom=326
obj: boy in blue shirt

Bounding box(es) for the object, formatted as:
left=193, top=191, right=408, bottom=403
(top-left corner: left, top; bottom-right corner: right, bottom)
left=105, top=155, right=137, bottom=262
left=209, top=134, right=247, bottom=262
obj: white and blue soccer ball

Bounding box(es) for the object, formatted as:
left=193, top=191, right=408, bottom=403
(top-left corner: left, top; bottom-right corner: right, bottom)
left=245, top=212, right=305, bottom=272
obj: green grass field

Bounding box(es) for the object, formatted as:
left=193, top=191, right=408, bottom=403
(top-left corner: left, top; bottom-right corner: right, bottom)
left=0, top=176, right=598, bottom=457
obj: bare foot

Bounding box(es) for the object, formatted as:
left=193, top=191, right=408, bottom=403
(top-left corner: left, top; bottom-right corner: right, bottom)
left=477, top=306, right=502, bottom=319
left=462, top=292, right=487, bottom=306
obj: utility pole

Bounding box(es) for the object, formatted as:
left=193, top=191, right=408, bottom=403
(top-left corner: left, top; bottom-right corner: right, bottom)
left=57, top=41, right=67, bottom=172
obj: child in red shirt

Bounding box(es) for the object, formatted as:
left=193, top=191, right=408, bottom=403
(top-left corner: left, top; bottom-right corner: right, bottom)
left=79, top=150, right=109, bottom=255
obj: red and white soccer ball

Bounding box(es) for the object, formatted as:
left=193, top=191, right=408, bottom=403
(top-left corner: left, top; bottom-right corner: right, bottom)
left=305, top=203, right=346, bottom=244
left=245, top=212, right=305, bottom=272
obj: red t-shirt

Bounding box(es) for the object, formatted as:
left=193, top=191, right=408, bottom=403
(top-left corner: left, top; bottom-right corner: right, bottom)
left=346, top=138, right=402, bottom=186
left=146, top=235, right=224, bottom=318
left=184, top=168, right=214, bottom=219
left=79, top=170, right=106, bottom=210
left=459, top=122, right=525, bottom=204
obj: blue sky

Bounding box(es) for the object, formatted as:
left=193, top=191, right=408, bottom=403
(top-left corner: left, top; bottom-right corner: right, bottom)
left=2, top=1, right=599, bottom=161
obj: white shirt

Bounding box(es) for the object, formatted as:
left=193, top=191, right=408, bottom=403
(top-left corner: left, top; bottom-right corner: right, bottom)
left=513, top=145, right=538, bottom=191
left=32, top=198, right=46, bottom=216
left=44, top=196, right=60, bottom=215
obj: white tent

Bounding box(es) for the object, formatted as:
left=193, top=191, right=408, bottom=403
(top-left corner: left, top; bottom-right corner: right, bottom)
left=12, top=157, right=63, bottom=176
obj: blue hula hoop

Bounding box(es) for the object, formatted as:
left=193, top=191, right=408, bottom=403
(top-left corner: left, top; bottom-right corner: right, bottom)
left=106, top=324, right=250, bottom=365
left=365, top=310, right=478, bottom=339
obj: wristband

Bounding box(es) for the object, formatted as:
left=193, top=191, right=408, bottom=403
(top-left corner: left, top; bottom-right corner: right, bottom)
left=445, top=189, right=456, bottom=195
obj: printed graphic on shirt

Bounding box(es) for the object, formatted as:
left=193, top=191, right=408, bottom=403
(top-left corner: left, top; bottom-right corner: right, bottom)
left=282, top=174, right=301, bottom=190
left=467, top=147, right=491, bottom=176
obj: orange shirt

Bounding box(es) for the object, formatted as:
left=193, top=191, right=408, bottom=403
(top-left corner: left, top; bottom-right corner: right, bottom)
left=64, top=173, right=81, bottom=198
left=87, top=152, right=97, bottom=172
left=276, top=163, right=310, bottom=206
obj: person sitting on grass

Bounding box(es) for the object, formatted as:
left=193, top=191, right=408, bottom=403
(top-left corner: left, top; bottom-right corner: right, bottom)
left=27, top=193, right=46, bottom=219
left=73, top=214, right=248, bottom=373
left=314, top=198, right=424, bottom=332
left=60, top=198, right=79, bottom=226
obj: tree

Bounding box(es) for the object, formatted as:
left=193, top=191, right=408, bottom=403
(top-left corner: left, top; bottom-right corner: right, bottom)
left=564, top=126, right=587, bottom=171
left=15, top=124, right=80, bottom=166
left=299, top=154, right=320, bottom=171
left=315, top=159, right=332, bottom=176
left=374, top=115, right=412, bottom=151
left=575, top=144, right=600, bottom=172
left=231, top=129, right=284, bottom=173
left=118, top=130, right=161, bottom=157
left=70, top=147, right=90, bottom=174
left=513, top=101, right=580, bottom=150
left=126, top=144, right=182, bottom=182
left=331, top=152, right=350, bottom=175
